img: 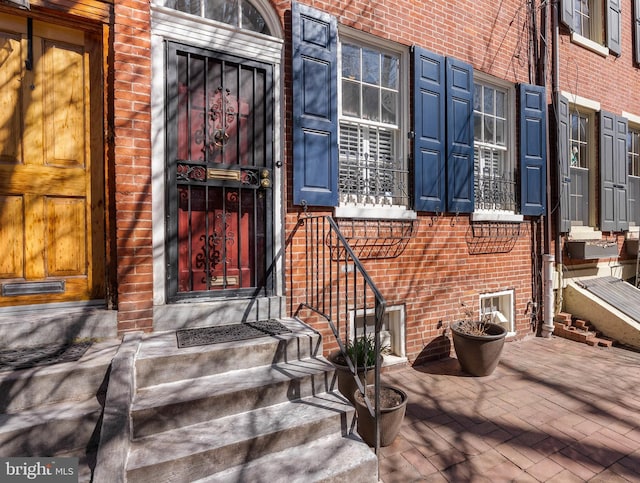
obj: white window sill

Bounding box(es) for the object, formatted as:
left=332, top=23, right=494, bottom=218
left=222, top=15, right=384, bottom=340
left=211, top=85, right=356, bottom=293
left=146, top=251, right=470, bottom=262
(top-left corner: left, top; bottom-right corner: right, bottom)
left=471, top=212, right=524, bottom=223
left=335, top=205, right=417, bottom=220
left=570, top=33, right=609, bottom=57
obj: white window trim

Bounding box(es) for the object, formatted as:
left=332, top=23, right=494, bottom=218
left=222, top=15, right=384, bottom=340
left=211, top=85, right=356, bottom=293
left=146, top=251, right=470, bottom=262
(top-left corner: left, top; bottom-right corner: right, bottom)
left=149, top=4, right=284, bottom=304
left=472, top=72, right=517, bottom=220
left=336, top=26, right=412, bottom=220
left=570, top=32, right=609, bottom=57
left=566, top=100, right=598, bottom=229
left=561, top=91, right=600, bottom=112
left=623, top=112, right=640, bottom=125
left=349, top=304, right=407, bottom=366
left=479, top=289, right=515, bottom=336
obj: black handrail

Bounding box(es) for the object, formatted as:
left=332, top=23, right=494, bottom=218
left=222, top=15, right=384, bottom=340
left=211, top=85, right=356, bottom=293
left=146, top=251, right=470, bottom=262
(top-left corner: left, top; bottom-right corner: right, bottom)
left=291, top=215, right=386, bottom=460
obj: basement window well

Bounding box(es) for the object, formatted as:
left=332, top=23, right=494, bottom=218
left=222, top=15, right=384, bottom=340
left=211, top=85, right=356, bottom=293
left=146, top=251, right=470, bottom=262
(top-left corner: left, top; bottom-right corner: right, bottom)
left=350, top=304, right=406, bottom=366
left=480, top=290, right=515, bottom=335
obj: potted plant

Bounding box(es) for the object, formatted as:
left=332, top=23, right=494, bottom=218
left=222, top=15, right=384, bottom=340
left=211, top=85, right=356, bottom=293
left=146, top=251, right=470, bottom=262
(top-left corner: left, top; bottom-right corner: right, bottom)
left=353, top=384, right=408, bottom=447
left=450, top=309, right=507, bottom=377
left=328, top=333, right=381, bottom=405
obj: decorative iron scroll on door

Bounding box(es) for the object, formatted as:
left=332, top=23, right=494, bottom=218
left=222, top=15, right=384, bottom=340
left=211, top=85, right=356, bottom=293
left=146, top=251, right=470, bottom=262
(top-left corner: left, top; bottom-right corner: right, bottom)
left=194, top=87, right=241, bottom=159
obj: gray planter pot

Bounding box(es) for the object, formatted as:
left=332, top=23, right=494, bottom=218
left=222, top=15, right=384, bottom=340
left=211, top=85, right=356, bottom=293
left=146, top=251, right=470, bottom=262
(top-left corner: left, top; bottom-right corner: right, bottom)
left=353, top=385, right=408, bottom=447
left=451, top=321, right=507, bottom=376
left=328, top=350, right=376, bottom=405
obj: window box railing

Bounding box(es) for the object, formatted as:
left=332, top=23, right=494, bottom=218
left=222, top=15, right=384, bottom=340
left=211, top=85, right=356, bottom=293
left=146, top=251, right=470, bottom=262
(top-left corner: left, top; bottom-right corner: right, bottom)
left=339, top=155, right=409, bottom=208
left=474, top=175, right=516, bottom=212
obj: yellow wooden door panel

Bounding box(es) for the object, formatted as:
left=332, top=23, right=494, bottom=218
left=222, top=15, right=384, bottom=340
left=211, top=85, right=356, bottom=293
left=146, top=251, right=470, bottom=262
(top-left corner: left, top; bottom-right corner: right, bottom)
left=43, top=40, right=86, bottom=168
left=0, top=31, right=23, bottom=164
left=0, top=15, right=103, bottom=307
left=46, top=197, right=86, bottom=276
left=0, top=195, right=24, bottom=278
left=23, top=194, right=45, bottom=279
left=0, top=165, right=87, bottom=196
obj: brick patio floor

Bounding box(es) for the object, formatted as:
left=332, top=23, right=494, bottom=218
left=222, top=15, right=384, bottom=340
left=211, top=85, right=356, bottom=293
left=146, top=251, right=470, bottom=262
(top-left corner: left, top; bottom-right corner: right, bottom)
left=378, top=335, right=640, bottom=482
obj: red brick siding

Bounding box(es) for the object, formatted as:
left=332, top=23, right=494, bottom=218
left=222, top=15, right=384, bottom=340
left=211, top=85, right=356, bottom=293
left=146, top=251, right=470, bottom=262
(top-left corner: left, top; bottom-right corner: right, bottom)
left=553, top=5, right=640, bottom=261
left=283, top=1, right=538, bottom=364
left=113, top=0, right=153, bottom=333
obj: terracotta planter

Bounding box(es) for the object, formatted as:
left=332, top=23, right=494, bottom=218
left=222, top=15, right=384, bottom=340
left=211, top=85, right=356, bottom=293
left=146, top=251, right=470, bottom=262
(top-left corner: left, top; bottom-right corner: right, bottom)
left=353, top=385, right=407, bottom=447
left=328, top=350, right=376, bottom=405
left=451, top=321, right=507, bottom=376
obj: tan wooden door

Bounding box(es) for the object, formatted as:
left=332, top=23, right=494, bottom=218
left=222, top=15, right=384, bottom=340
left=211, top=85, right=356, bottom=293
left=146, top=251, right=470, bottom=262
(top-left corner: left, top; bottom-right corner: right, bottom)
left=0, top=14, right=104, bottom=306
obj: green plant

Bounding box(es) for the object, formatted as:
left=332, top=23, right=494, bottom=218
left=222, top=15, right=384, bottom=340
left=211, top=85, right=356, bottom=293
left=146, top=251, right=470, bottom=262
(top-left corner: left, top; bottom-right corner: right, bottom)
left=345, top=333, right=389, bottom=367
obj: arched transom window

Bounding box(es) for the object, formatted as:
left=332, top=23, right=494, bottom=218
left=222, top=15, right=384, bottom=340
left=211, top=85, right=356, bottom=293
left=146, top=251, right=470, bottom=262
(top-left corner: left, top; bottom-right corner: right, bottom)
left=165, top=0, right=270, bottom=34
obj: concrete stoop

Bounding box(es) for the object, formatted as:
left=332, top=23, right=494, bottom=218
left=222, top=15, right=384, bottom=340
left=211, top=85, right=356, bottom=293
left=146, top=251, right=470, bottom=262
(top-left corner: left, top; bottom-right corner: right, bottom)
left=552, top=312, right=617, bottom=347
left=0, top=339, right=121, bottom=482
left=95, top=318, right=378, bottom=483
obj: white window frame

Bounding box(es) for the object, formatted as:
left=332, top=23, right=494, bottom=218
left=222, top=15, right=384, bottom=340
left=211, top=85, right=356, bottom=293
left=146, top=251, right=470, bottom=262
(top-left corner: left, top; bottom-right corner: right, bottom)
left=157, top=0, right=273, bottom=34
left=628, top=125, right=640, bottom=178
left=479, top=290, right=515, bottom=335
left=335, top=27, right=413, bottom=220
left=570, top=0, right=609, bottom=57
left=472, top=73, right=517, bottom=216
left=563, top=92, right=600, bottom=230
left=569, top=105, right=597, bottom=228
left=349, top=304, right=406, bottom=366
left=626, top=116, right=640, bottom=227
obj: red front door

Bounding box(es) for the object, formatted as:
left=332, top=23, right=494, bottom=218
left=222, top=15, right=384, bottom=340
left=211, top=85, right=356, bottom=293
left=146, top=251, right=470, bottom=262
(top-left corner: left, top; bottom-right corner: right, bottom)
left=166, top=43, right=273, bottom=299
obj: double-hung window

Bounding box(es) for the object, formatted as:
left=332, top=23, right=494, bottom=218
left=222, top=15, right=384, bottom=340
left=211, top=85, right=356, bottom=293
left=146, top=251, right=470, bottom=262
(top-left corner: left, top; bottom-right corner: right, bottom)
left=556, top=93, right=629, bottom=232
left=292, top=3, right=547, bottom=219
left=473, top=80, right=515, bottom=213
left=560, top=0, right=621, bottom=56
left=628, top=126, right=640, bottom=225
left=338, top=41, right=406, bottom=209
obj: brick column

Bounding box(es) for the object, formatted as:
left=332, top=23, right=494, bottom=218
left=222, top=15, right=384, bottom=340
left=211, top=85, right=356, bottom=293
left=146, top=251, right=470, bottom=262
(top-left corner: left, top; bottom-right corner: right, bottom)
left=112, top=0, right=154, bottom=333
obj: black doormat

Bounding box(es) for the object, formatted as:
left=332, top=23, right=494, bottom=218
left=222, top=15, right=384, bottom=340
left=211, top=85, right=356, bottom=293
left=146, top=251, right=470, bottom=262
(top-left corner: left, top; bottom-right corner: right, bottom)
left=0, top=341, right=92, bottom=372
left=176, top=320, right=292, bottom=348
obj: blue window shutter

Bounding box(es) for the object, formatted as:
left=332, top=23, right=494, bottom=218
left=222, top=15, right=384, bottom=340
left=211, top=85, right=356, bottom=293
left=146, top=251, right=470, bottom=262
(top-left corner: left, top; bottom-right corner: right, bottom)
left=413, top=46, right=446, bottom=213
left=560, top=0, right=574, bottom=31
left=445, top=57, right=474, bottom=213
left=607, top=0, right=622, bottom=56
left=635, top=0, right=640, bottom=64
left=600, top=111, right=628, bottom=231
left=519, top=84, right=547, bottom=216
left=556, top=93, right=571, bottom=233
left=292, top=2, right=338, bottom=206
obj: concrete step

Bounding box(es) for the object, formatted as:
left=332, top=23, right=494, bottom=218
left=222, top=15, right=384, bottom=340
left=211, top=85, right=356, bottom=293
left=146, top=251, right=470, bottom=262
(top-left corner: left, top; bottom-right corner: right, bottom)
left=0, top=339, right=119, bottom=412
left=193, top=433, right=378, bottom=483
left=135, top=318, right=321, bottom=388
left=0, top=397, right=102, bottom=456
left=131, top=356, right=337, bottom=438
left=0, top=304, right=117, bottom=350
left=126, top=391, right=354, bottom=483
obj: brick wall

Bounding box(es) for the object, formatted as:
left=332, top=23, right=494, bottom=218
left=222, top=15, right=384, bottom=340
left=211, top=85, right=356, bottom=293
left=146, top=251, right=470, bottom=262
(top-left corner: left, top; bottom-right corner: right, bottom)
left=282, top=0, right=539, bottom=364
left=112, top=0, right=154, bottom=333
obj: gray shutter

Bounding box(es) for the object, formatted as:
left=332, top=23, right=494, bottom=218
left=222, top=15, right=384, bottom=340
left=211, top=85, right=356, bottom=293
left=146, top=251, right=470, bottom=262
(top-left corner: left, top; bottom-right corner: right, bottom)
left=607, top=0, right=622, bottom=56
left=560, top=0, right=574, bottom=31
left=292, top=2, right=338, bottom=206
left=600, top=111, right=629, bottom=231
left=556, top=93, right=571, bottom=233
left=635, top=0, right=640, bottom=64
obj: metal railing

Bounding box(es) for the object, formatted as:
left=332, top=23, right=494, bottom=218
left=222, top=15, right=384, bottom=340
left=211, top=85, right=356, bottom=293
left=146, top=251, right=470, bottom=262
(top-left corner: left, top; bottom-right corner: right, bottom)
left=291, top=215, right=386, bottom=457
left=474, top=174, right=516, bottom=212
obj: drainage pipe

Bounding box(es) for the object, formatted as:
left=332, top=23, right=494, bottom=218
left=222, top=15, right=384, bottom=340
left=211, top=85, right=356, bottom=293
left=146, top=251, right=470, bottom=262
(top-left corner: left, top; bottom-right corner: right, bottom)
left=542, top=254, right=555, bottom=337
left=551, top=0, right=563, bottom=325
